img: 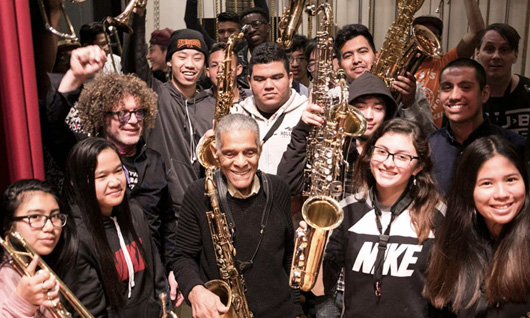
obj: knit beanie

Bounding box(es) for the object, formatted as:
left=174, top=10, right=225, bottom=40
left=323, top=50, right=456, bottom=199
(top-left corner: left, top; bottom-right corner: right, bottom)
left=150, top=28, right=173, bottom=48
left=166, top=29, right=209, bottom=62
left=348, top=72, right=397, bottom=119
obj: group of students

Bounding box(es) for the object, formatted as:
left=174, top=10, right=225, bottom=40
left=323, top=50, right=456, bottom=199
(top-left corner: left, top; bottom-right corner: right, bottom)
left=4, top=0, right=530, bottom=317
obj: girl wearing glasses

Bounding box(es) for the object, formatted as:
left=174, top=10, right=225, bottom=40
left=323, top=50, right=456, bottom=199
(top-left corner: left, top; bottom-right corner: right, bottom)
left=61, top=138, right=167, bottom=317
left=319, top=118, right=444, bottom=317
left=425, top=136, right=530, bottom=317
left=0, top=179, right=74, bottom=317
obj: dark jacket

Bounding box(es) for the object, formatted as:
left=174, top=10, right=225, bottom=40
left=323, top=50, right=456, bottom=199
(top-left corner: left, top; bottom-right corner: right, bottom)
left=324, top=192, right=445, bottom=318
left=429, top=119, right=526, bottom=195
left=146, top=80, right=214, bottom=217
left=63, top=204, right=166, bottom=318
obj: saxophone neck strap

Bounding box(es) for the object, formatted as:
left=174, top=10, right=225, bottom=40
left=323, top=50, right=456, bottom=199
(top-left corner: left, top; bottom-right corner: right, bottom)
left=213, top=170, right=273, bottom=273
left=368, top=186, right=413, bottom=301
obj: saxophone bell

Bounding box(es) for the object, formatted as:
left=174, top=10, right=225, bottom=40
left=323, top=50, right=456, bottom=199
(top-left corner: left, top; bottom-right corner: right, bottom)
left=205, top=280, right=237, bottom=318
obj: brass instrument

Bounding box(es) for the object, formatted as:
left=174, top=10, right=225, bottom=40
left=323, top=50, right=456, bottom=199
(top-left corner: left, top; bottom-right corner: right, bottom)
left=277, top=0, right=308, bottom=49
left=159, top=293, right=178, bottom=318
left=38, top=0, right=84, bottom=42
left=204, top=169, right=253, bottom=318
left=371, top=0, right=442, bottom=101
left=196, top=25, right=249, bottom=169
left=101, top=0, right=146, bottom=72
left=289, top=3, right=366, bottom=292
left=0, top=231, right=94, bottom=318
left=195, top=25, right=253, bottom=318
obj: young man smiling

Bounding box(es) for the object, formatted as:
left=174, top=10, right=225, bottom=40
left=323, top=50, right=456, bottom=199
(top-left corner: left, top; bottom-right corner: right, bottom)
left=334, top=24, right=436, bottom=135
left=429, top=58, right=525, bottom=195
left=146, top=29, right=215, bottom=218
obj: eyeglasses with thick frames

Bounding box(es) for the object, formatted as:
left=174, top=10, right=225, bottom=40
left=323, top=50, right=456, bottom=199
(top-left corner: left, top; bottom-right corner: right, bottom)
left=371, top=146, right=419, bottom=168
left=12, top=214, right=68, bottom=229
left=247, top=20, right=267, bottom=30
left=107, top=109, right=147, bottom=123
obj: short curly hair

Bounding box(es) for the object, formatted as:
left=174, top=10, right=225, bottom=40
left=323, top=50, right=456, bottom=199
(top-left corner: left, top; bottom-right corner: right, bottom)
left=77, top=73, right=158, bottom=136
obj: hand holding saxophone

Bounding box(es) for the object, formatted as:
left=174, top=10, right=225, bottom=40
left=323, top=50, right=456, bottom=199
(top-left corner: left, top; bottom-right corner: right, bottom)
left=392, top=71, right=417, bottom=108
left=15, top=255, right=61, bottom=309
left=301, top=95, right=324, bottom=127
left=189, top=285, right=229, bottom=318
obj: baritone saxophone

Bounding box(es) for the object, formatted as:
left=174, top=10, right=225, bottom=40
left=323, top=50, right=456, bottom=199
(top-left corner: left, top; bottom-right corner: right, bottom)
left=289, top=3, right=366, bottom=292
left=371, top=0, right=442, bottom=101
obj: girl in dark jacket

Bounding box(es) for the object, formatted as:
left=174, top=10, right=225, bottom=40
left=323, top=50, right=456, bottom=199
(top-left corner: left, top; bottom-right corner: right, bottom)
left=425, top=135, right=530, bottom=317
left=321, top=118, right=444, bottom=318
left=62, top=138, right=167, bottom=318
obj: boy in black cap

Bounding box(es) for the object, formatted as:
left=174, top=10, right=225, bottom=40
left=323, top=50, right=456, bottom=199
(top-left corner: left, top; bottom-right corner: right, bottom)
left=145, top=29, right=215, bottom=226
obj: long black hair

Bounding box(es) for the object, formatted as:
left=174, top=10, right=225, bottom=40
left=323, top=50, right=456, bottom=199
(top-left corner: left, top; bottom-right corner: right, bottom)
left=425, top=135, right=530, bottom=310
left=1, top=179, right=76, bottom=273
left=63, top=138, right=147, bottom=308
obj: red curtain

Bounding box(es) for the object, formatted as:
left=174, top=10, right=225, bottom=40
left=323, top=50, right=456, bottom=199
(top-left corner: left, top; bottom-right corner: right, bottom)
left=0, top=0, right=44, bottom=190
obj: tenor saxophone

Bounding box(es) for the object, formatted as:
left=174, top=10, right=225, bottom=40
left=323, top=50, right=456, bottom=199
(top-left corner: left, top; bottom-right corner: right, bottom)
left=289, top=3, right=366, bottom=292
left=204, top=169, right=253, bottom=318
left=371, top=0, right=442, bottom=101
left=0, top=231, right=94, bottom=318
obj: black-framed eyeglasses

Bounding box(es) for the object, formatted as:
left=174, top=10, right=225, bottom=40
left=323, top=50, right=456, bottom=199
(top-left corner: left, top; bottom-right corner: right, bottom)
left=12, top=214, right=68, bottom=229
left=289, top=55, right=306, bottom=63
left=247, top=20, right=267, bottom=30
left=107, top=109, right=147, bottom=123
left=371, top=146, right=419, bottom=168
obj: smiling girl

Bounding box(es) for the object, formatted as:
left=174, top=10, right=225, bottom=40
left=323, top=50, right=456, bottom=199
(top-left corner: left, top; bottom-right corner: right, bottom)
left=321, top=118, right=444, bottom=317
left=61, top=138, right=167, bottom=317
left=425, top=135, right=530, bottom=317
left=0, top=179, right=74, bottom=317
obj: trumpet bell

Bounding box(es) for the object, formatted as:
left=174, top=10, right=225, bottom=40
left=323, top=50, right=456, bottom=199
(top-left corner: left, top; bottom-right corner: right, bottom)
left=412, top=24, right=443, bottom=60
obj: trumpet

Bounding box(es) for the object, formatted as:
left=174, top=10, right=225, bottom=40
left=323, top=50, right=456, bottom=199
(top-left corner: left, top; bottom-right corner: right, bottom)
left=0, top=231, right=94, bottom=318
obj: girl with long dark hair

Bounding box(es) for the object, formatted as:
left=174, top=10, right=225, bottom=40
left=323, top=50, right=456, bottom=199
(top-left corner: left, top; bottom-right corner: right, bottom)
left=425, top=135, right=530, bottom=317
left=62, top=138, right=166, bottom=317
left=0, top=179, right=75, bottom=317
left=321, top=118, right=444, bottom=317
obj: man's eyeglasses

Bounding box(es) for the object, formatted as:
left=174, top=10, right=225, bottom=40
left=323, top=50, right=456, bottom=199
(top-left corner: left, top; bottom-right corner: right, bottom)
left=107, top=109, right=147, bottom=123
left=247, top=20, right=267, bottom=30
left=371, top=146, right=419, bottom=168
left=12, top=214, right=68, bottom=229
left=289, top=56, right=306, bottom=63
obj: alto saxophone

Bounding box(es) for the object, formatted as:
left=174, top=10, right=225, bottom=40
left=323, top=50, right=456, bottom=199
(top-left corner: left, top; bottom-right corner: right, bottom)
left=371, top=0, right=442, bottom=101
left=0, top=231, right=94, bottom=318
left=204, top=169, right=253, bottom=318
left=289, top=3, right=366, bottom=292
left=196, top=25, right=249, bottom=169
